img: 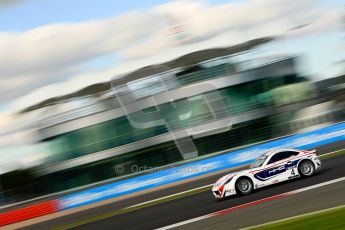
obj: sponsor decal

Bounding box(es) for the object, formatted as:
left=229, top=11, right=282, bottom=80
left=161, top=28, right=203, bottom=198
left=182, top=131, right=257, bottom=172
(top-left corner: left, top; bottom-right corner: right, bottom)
left=268, top=165, right=285, bottom=175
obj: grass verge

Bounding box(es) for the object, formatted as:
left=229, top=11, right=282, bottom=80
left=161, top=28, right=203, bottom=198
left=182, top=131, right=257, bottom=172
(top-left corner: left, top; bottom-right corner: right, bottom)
left=320, top=149, right=345, bottom=160
left=250, top=205, right=345, bottom=230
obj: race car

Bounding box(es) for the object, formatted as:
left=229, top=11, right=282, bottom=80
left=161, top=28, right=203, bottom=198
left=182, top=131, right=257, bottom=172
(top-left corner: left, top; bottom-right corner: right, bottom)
left=212, top=149, right=321, bottom=200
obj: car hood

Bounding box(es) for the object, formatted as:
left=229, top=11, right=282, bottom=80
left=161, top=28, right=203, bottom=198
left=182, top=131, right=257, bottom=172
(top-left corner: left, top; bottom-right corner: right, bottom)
left=213, top=173, right=237, bottom=189
left=213, top=168, right=255, bottom=189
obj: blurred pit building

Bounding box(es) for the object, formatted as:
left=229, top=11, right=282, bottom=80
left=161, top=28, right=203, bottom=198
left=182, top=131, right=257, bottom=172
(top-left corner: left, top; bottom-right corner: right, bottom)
left=2, top=37, right=345, bottom=198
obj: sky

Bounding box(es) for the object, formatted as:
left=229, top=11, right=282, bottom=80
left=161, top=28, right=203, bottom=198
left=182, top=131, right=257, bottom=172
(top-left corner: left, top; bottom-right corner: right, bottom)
left=0, top=0, right=174, bottom=31
left=0, top=0, right=344, bottom=172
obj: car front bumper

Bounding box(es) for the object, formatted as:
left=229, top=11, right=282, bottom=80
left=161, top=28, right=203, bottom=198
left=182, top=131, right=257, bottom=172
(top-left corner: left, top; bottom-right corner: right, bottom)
left=212, top=187, right=236, bottom=199
left=314, top=158, right=322, bottom=171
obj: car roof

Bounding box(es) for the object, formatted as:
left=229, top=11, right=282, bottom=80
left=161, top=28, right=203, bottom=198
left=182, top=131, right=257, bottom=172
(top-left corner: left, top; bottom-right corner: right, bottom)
left=263, top=148, right=300, bottom=157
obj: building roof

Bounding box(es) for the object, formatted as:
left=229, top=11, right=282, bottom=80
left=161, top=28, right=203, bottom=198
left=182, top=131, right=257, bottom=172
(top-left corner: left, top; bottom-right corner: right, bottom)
left=20, top=37, right=274, bottom=114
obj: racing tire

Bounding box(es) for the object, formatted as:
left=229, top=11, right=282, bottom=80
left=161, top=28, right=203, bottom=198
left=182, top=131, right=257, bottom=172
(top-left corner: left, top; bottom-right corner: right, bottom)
left=235, top=178, right=253, bottom=195
left=298, top=160, right=315, bottom=177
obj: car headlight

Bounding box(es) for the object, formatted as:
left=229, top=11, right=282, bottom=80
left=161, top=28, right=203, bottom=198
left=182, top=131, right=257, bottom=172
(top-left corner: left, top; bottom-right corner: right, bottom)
left=224, top=177, right=232, bottom=185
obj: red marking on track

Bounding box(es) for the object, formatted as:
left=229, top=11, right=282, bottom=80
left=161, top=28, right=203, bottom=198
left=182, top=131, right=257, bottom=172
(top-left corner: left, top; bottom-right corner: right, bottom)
left=208, top=193, right=289, bottom=217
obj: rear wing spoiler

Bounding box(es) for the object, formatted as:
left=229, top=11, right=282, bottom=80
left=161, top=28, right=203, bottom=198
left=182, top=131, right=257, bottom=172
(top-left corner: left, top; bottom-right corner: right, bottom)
left=302, top=149, right=316, bottom=154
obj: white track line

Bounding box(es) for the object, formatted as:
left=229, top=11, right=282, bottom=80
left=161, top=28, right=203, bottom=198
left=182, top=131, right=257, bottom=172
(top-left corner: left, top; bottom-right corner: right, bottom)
left=155, top=176, right=345, bottom=230
left=318, top=149, right=344, bottom=157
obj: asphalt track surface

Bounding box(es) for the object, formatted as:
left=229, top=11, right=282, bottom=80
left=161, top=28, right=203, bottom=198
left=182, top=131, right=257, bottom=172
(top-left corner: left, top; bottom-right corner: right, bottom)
left=21, top=141, right=345, bottom=230
left=176, top=179, right=345, bottom=230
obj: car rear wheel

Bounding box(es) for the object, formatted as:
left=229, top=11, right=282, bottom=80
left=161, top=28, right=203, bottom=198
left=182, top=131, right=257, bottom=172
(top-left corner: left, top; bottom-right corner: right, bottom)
left=236, top=178, right=253, bottom=195
left=298, top=160, right=315, bottom=177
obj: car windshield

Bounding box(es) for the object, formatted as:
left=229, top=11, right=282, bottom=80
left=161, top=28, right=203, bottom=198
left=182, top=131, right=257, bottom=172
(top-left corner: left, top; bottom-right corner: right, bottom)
left=249, top=155, right=268, bottom=168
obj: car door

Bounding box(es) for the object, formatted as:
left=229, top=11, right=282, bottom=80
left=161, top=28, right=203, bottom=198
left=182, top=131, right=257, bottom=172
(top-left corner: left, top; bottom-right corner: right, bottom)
left=264, top=151, right=297, bottom=184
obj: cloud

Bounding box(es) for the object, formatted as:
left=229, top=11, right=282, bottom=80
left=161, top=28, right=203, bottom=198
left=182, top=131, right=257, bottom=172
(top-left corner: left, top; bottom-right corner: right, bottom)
left=0, top=112, right=15, bottom=131
left=0, top=12, right=159, bottom=76
left=0, top=11, right=161, bottom=102
left=0, top=0, right=343, bottom=113
left=282, top=9, right=345, bottom=39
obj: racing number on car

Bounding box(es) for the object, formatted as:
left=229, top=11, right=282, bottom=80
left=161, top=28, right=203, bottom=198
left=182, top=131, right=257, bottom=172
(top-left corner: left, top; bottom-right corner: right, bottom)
left=291, top=168, right=295, bottom=176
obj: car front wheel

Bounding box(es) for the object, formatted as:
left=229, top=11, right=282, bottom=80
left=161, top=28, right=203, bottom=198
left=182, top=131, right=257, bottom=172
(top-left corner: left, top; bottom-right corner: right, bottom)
left=236, top=178, right=253, bottom=195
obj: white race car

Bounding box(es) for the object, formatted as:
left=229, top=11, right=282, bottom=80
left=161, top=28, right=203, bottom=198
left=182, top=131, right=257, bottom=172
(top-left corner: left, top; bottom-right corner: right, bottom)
left=212, top=149, right=321, bottom=200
